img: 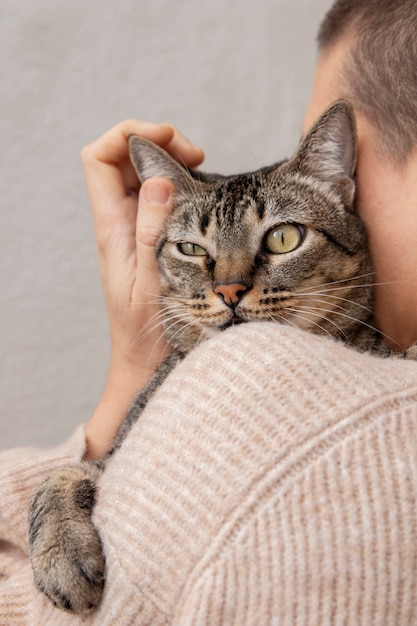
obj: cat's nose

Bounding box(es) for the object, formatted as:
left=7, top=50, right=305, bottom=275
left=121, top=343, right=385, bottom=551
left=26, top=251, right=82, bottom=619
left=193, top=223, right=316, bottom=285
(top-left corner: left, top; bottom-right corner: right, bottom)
left=214, top=282, right=248, bottom=307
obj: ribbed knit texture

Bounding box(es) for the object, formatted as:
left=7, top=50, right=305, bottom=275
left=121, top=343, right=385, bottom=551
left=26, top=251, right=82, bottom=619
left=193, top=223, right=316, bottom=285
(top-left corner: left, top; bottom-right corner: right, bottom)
left=0, top=426, right=86, bottom=624
left=1, top=323, right=416, bottom=624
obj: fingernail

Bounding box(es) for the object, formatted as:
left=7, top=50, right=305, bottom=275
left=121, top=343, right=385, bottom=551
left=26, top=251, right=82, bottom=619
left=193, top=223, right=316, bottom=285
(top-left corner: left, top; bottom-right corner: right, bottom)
left=143, top=182, right=172, bottom=205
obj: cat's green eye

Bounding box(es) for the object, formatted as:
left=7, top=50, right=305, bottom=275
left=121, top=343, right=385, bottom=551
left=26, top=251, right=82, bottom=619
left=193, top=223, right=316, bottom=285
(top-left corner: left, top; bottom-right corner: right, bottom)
left=265, top=224, right=304, bottom=254
left=178, top=242, right=207, bottom=256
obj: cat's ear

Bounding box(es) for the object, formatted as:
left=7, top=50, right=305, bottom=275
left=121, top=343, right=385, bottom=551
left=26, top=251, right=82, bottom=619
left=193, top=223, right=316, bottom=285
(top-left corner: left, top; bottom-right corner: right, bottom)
left=128, top=135, right=193, bottom=192
left=293, top=100, right=357, bottom=206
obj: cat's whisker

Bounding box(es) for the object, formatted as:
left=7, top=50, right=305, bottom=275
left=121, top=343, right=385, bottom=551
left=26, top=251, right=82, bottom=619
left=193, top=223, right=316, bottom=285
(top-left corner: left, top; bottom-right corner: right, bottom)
left=298, top=271, right=376, bottom=290
left=343, top=315, right=398, bottom=346
left=132, top=310, right=170, bottom=345
left=282, top=308, right=339, bottom=340
left=297, top=275, right=404, bottom=298
left=304, top=294, right=373, bottom=316
left=127, top=295, right=161, bottom=307
left=306, top=293, right=374, bottom=314
left=162, top=318, right=199, bottom=349
left=297, top=284, right=374, bottom=299
left=129, top=313, right=179, bottom=371
left=126, top=288, right=163, bottom=308
left=132, top=306, right=192, bottom=348
left=131, top=319, right=166, bottom=352
left=196, top=326, right=210, bottom=346
left=295, top=305, right=350, bottom=337
left=128, top=290, right=194, bottom=310
left=160, top=308, right=197, bottom=333
left=261, top=302, right=342, bottom=340
left=132, top=296, right=191, bottom=340
left=141, top=313, right=197, bottom=371
left=293, top=301, right=398, bottom=346
left=295, top=298, right=362, bottom=323
left=300, top=303, right=371, bottom=331
left=143, top=337, right=171, bottom=374
left=264, top=309, right=307, bottom=335
left=305, top=296, right=368, bottom=317
left=146, top=311, right=192, bottom=340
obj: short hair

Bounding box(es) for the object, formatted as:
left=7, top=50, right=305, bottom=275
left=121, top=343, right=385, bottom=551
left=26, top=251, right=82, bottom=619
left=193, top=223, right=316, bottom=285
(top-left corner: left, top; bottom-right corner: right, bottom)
left=318, top=0, right=417, bottom=164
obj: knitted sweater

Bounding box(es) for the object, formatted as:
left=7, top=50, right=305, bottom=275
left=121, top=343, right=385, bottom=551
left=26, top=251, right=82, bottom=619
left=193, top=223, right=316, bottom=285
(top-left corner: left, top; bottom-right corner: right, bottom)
left=1, top=323, right=417, bottom=625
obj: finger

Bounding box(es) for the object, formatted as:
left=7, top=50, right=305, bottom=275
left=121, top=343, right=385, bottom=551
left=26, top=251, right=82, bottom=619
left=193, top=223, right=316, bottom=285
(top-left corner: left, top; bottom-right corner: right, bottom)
left=82, top=120, right=203, bottom=221
left=81, top=121, right=175, bottom=207
left=82, top=123, right=172, bottom=270
left=135, top=177, right=176, bottom=299
left=82, top=119, right=204, bottom=182
left=159, top=124, right=205, bottom=169
left=83, top=120, right=174, bottom=165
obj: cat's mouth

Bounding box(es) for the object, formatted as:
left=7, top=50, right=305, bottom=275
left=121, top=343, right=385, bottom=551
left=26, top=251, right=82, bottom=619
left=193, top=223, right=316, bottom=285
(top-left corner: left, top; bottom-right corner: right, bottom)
left=220, top=316, right=246, bottom=331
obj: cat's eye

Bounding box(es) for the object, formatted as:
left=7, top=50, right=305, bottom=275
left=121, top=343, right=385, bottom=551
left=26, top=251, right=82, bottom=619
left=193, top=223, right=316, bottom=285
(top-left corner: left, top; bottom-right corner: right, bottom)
left=178, top=242, right=207, bottom=256
left=265, top=224, right=304, bottom=254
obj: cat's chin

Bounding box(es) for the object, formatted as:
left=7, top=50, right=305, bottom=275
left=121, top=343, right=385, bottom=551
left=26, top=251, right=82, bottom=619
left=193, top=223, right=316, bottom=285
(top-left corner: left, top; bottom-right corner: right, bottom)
left=219, top=316, right=246, bottom=331
left=200, top=317, right=246, bottom=339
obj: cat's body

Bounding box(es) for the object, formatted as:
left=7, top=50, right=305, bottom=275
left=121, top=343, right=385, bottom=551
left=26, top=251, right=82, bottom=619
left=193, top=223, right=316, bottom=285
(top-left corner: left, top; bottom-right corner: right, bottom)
left=29, top=101, right=411, bottom=614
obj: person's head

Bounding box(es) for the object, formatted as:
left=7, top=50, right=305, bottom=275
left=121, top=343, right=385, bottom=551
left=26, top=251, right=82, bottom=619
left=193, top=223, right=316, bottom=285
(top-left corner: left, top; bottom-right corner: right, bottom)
left=303, top=0, right=417, bottom=349
left=316, top=0, right=417, bottom=164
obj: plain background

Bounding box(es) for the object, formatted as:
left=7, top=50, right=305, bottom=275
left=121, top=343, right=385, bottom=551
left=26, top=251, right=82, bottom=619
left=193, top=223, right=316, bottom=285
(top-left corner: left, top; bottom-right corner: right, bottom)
left=1, top=0, right=333, bottom=449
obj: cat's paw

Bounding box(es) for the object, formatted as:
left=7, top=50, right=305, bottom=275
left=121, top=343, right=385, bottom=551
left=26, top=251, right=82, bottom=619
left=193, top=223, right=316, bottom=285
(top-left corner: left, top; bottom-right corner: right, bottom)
left=404, top=343, right=417, bottom=360
left=29, top=465, right=105, bottom=614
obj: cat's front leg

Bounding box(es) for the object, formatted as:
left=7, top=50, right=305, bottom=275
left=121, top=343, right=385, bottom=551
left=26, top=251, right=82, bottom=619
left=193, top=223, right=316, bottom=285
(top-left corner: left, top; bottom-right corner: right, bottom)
left=29, top=462, right=105, bottom=614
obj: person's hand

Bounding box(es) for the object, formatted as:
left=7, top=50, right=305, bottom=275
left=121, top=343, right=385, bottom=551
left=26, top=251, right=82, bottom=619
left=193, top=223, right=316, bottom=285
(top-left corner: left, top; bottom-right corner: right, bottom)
left=81, top=120, right=204, bottom=458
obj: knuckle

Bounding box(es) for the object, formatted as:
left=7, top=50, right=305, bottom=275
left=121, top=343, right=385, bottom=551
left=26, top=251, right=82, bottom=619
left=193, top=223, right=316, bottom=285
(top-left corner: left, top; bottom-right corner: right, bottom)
left=137, top=226, right=160, bottom=248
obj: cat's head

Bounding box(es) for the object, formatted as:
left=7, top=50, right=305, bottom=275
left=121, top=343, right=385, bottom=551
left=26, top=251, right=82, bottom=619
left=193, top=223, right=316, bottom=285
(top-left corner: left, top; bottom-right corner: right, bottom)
left=129, top=101, right=373, bottom=355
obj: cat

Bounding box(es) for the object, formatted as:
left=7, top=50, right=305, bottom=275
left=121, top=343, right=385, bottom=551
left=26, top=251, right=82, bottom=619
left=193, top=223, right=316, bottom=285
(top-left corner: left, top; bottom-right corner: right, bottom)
left=29, top=100, right=410, bottom=614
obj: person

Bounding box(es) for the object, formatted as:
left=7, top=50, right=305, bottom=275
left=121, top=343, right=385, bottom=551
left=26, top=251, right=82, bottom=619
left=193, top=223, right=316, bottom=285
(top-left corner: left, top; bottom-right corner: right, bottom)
left=303, top=0, right=417, bottom=354
left=1, top=0, right=417, bottom=623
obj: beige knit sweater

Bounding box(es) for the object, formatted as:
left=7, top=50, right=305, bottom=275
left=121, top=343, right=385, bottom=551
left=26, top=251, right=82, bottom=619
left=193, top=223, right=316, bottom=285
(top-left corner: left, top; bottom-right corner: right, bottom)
left=1, top=323, right=417, bottom=625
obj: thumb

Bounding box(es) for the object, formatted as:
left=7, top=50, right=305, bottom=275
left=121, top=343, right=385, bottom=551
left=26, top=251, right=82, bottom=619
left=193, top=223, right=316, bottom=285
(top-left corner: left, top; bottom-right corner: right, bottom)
left=136, top=178, right=175, bottom=295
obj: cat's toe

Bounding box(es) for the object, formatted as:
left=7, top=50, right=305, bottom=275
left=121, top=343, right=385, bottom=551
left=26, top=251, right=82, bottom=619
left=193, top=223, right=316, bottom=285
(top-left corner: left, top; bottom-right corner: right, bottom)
left=30, top=524, right=105, bottom=614
left=29, top=465, right=105, bottom=614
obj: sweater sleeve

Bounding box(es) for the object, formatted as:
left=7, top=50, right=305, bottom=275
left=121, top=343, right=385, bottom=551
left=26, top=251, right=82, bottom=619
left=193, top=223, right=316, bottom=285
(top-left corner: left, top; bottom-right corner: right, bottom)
left=0, top=426, right=86, bottom=571
left=1, top=323, right=417, bottom=625
left=93, top=323, right=417, bottom=625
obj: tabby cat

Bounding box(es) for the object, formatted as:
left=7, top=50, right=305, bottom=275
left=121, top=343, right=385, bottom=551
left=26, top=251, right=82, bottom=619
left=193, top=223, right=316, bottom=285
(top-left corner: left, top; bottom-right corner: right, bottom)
left=29, top=101, right=409, bottom=614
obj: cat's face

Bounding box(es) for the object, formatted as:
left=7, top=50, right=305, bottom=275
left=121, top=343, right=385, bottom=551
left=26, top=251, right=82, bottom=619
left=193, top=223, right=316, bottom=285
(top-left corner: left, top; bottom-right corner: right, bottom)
left=130, top=101, right=374, bottom=355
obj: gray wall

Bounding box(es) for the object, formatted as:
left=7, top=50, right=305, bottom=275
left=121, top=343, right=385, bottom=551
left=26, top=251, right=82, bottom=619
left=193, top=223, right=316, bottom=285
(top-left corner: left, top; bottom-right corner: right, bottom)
left=0, top=0, right=333, bottom=450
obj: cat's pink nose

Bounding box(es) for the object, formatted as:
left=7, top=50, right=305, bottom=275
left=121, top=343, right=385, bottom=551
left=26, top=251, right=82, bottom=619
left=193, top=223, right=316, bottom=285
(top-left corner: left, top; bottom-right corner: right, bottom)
left=214, top=282, right=248, bottom=307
